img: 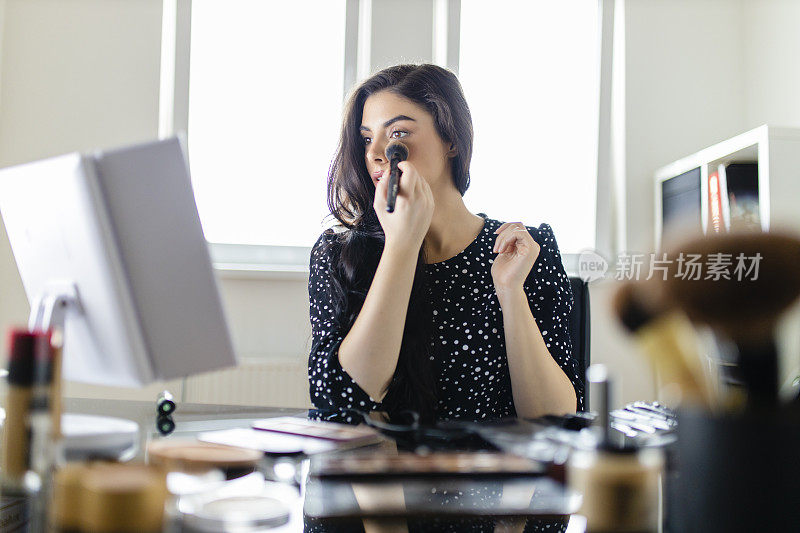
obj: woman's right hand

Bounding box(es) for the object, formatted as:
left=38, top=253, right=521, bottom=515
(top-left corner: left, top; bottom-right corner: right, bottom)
left=373, top=161, right=434, bottom=254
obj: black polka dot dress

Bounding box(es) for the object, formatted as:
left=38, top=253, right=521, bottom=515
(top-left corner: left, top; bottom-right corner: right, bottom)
left=308, top=213, right=585, bottom=421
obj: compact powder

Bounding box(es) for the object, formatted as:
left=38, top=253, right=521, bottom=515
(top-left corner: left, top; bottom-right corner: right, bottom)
left=148, top=440, right=262, bottom=473
left=181, top=494, right=291, bottom=531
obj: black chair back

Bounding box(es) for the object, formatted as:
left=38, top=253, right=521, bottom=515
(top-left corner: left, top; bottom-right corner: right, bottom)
left=568, top=276, right=591, bottom=410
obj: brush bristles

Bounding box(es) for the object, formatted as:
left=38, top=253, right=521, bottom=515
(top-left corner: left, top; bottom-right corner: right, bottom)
left=385, top=141, right=408, bottom=161
left=612, top=283, right=661, bottom=333
left=662, top=230, right=800, bottom=339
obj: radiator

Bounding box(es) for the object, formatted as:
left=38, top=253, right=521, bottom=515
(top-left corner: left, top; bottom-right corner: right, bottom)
left=183, top=358, right=312, bottom=409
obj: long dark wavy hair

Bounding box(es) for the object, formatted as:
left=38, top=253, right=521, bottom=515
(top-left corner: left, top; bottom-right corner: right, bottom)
left=322, top=64, right=474, bottom=423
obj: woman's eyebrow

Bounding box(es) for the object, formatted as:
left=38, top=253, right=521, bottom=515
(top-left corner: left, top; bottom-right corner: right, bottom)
left=359, top=115, right=417, bottom=132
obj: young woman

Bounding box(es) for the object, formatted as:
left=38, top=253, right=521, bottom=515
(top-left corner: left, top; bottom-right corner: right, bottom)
left=308, top=64, right=583, bottom=424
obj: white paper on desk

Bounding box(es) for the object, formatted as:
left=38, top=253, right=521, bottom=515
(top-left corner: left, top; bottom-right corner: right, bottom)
left=197, top=427, right=338, bottom=455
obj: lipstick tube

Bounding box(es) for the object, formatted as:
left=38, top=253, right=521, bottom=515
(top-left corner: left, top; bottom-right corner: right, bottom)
left=1, top=329, right=39, bottom=490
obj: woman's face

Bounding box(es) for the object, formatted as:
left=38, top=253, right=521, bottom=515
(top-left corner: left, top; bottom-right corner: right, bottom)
left=360, top=90, right=455, bottom=190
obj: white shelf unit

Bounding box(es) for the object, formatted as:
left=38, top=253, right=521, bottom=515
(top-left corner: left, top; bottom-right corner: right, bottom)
left=654, top=125, right=800, bottom=251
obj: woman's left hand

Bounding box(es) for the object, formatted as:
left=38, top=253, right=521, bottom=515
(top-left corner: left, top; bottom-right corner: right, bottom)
left=491, top=222, right=541, bottom=299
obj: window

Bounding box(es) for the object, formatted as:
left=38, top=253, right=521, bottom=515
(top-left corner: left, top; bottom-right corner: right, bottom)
left=187, top=0, right=346, bottom=248
left=459, top=0, right=600, bottom=254
left=184, top=0, right=600, bottom=265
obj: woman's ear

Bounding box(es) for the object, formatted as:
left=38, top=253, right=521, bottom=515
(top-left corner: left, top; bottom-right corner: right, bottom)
left=447, top=143, right=457, bottom=158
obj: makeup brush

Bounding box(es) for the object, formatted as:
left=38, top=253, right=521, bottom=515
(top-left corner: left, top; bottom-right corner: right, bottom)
left=661, top=230, right=800, bottom=406
left=612, top=281, right=716, bottom=409
left=384, top=141, right=408, bottom=213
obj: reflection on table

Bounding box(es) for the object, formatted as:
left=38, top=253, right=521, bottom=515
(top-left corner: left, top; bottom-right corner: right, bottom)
left=0, top=398, right=582, bottom=532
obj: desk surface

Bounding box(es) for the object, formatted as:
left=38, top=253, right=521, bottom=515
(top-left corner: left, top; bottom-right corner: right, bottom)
left=50, top=399, right=578, bottom=532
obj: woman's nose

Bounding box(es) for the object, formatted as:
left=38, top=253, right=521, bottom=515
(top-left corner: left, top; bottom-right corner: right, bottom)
left=366, top=138, right=386, bottom=163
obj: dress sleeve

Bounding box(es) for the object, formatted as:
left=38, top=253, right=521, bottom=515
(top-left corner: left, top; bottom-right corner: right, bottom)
left=307, top=232, right=382, bottom=415
left=524, top=223, right=585, bottom=411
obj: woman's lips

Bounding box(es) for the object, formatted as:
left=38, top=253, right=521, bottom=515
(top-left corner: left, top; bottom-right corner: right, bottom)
left=372, top=170, right=384, bottom=181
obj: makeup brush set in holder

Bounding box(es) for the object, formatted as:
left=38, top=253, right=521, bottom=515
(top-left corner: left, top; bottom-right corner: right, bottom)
left=613, top=229, right=800, bottom=533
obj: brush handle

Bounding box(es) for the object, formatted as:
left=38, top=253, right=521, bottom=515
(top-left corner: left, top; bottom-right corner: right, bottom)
left=588, top=365, right=612, bottom=446
left=734, top=339, right=779, bottom=405
left=386, top=158, right=401, bottom=213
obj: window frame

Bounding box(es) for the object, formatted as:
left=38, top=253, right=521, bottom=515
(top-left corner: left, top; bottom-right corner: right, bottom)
left=162, top=0, right=610, bottom=278
left=161, top=0, right=356, bottom=279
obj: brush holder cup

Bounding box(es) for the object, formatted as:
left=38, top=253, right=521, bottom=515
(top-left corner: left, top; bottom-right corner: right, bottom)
left=671, top=405, right=800, bottom=532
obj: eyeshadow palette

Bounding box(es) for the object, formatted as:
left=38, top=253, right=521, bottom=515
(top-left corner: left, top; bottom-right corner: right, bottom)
left=309, top=451, right=545, bottom=479
left=252, top=417, right=382, bottom=444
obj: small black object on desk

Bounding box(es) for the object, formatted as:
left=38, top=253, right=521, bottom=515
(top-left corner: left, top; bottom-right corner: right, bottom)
left=155, top=414, right=175, bottom=436
left=156, top=390, right=176, bottom=416
left=155, top=390, right=176, bottom=435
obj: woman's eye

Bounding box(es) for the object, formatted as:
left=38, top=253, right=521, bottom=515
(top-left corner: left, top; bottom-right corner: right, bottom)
left=390, top=130, right=409, bottom=139
left=362, top=137, right=372, bottom=145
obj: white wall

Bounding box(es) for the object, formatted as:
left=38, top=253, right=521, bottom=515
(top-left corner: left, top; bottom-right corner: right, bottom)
left=623, top=0, right=747, bottom=255
left=742, top=0, right=800, bottom=129
left=0, top=0, right=162, bottom=166
left=217, top=276, right=312, bottom=360
left=0, top=0, right=163, bottom=334
left=2, top=0, right=800, bottom=408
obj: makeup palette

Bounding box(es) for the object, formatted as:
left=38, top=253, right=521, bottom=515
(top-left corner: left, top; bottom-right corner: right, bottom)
left=310, top=451, right=545, bottom=479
